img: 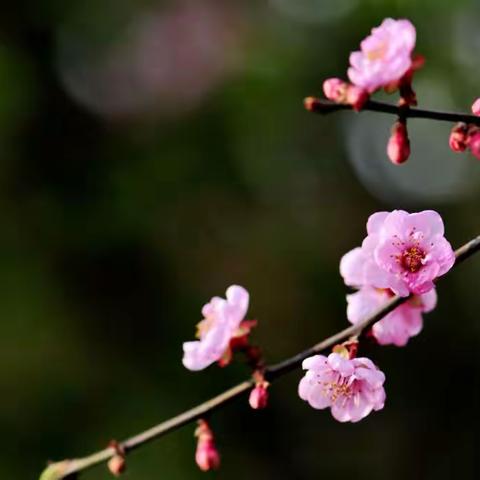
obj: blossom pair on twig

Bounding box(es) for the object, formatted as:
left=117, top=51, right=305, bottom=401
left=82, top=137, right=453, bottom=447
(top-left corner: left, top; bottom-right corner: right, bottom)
left=298, top=210, right=454, bottom=420
left=340, top=210, right=454, bottom=346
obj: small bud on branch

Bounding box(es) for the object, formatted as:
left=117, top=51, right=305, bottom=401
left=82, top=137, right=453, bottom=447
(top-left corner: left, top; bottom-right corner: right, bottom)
left=387, top=120, right=410, bottom=164
left=195, top=420, right=220, bottom=472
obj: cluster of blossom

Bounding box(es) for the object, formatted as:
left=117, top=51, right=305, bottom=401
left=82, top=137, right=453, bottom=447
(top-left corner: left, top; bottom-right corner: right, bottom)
left=340, top=210, right=454, bottom=343
left=299, top=210, right=455, bottom=422
left=449, top=98, right=480, bottom=160
left=320, top=18, right=423, bottom=165
left=181, top=210, right=455, bottom=469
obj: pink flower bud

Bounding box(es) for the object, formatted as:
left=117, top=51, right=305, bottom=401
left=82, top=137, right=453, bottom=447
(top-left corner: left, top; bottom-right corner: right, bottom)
left=322, top=78, right=348, bottom=103
left=249, top=381, right=269, bottom=409
left=346, top=85, right=369, bottom=111
left=108, top=455, right=126, bottom=477
left=472, top=98, right=480, bottom=116
left=468, top=131, right=480, bottom=160
left=387, top=120, right=410, bottom=165
left=195, top=439, right=220, bottom=472
left=195, top=420, right=220, bottom=472
left=449, top=123, right=469, bottom=152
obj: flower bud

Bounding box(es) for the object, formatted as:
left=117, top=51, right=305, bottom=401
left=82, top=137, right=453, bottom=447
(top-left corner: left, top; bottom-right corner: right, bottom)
left=387, top=120, right=410, bottom=165
left=108, top=455, right=126, bottom=477
left=323, top=78, right=369, bottom=111
left=195, top=420, right=220, bottom=472
left=449, top=123, right=469, bottom=152
left=472, top=98, right=480, bottom=116
left=195, top=438, right=220, bottom=471
left=249, top=381, right=269, bottom=409
left=303, top=96, right=319, bottom=112
left=346, top=85, right=369, bottom=111
left=468, top=131, right=480, bottom=160
left=322, top=78, right=348, bottom=102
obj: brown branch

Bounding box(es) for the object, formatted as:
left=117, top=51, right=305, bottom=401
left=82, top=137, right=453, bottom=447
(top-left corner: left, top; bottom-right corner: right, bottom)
left=304, top=97, right=480, bottom=125
left=39, top=234, right=480, bottom=480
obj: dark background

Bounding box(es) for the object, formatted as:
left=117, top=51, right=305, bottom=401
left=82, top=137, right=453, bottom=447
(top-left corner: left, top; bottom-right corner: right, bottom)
left=1, top=0, right=479, bottom=478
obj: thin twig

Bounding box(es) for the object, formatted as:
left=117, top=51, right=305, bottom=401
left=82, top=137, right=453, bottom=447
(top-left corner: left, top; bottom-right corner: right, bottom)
left=40, top=234, right=480, bottom=480
left=304, top=97, right=480, bottom=125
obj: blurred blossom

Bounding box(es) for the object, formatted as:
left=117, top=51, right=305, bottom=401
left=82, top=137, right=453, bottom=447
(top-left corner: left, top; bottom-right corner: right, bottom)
left=56, top=1, right=244, bottom=118
left=344, top=80, right=480, bottom=204
left=269, top=0, right=357, bottom=24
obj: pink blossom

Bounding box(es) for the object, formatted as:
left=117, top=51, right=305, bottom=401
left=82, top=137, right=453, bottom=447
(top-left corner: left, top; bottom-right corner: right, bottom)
left=341, top=210, right=455, bottom=296
left=346, top=287, right=437, bottom=346
left=387, top=120, right=410, bottom=164
left=472, top=98, right=480, bottom=116
left=182, top=285, right=249, bottom=371
left=348, top=18, right=416, bottom=93
left=298, top=353, right=386, bottom=422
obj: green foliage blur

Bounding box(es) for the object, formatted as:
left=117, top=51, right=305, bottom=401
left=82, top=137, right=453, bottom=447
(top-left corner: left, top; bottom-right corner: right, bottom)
left=1, top=0, right=479, bottom=478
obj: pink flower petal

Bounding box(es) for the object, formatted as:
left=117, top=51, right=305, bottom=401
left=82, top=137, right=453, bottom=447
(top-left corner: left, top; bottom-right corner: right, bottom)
left=366, top=211, right=389, bottom=235
left=340, top=247, right=367, bottom=286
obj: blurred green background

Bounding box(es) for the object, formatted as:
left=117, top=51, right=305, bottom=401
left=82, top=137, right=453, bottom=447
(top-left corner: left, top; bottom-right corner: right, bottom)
left=1, top=0, right=480, bottom=478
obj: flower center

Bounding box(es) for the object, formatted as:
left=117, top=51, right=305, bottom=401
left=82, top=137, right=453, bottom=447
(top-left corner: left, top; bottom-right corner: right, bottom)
left=366, top=42, right=388, bottom=61
left=321, top=378, right=353, bottom=402
left=196, top=317, right=214, bottom=338
left=401, top=246, right=425, bottom=273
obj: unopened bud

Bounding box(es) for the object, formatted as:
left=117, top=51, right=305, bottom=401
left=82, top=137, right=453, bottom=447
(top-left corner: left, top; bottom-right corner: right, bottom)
left=304, top=96, right=319, bottom=112
left=322, top=78, right=348, bottom=102
left=108, top=455, right=126, bottom=477
left=472, top=98, right=480, bottom=116
left=249, top=381, right=269, bottom=409
left=322, top=78, right=369, bottom=111
left=346, top=85, right=369, bottom=111
left=195, top=420, right=220, bottom=472
left=195, top=438, right=220, bottom=471
left=387, top=120, right=410, bottom=165
left=468, top=131, right=480, bottom=160
left=449, top=123, right=469, bottom=152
